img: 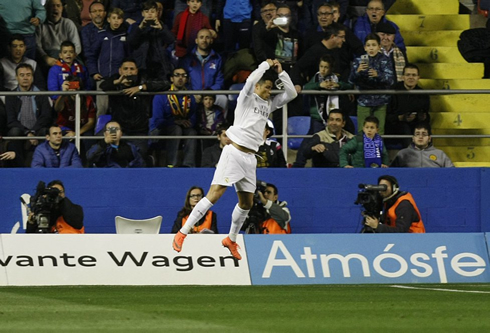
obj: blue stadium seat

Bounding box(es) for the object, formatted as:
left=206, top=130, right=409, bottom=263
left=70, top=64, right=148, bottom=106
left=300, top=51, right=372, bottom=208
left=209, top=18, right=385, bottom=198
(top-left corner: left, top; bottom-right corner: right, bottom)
left=287, top=116, right=310, bottom=150
left=350, top=116, right=358, bottom=134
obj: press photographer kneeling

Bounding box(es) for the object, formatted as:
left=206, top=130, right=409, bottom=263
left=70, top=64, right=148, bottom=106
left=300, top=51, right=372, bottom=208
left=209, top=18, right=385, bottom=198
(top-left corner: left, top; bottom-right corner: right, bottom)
left=358, top=175, right=425, bottom=233
left=26, top=180, right=84, bottom=234
left=242, top=182, right=291, bottom=234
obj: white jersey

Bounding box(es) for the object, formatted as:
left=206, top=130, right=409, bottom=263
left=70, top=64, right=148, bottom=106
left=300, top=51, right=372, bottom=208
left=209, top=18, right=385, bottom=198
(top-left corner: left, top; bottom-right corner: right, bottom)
left=226, top=61, right=297, bottom=152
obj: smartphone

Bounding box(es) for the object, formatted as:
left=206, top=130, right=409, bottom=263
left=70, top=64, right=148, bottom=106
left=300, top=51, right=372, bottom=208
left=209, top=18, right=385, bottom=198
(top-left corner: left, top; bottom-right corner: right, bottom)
left=360, top=54, right=369, bottom=64
left=146, top=19, right=156, bottom=25
left=108, top=127, right=117, bottom=135
left=273, top=17, right=288, bottom=26
left=68, top=81, right=80, bottom=90
left=125, top=75, right=138, bottom=82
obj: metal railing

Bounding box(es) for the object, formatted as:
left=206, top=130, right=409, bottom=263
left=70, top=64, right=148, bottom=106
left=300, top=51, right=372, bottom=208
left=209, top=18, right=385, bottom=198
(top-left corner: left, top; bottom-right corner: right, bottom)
left=2, top=88, right=490, bottom=161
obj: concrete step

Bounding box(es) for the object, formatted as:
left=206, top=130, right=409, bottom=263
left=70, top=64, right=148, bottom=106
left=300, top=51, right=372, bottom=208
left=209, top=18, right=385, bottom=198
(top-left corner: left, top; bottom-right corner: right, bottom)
left=430, top=94, right=490, bottom=112
left=431, top=112, right=490, bottom=129
left=432, top=137, right=490, bottom=146
left=407, top=46, right=466, bottom=63
left=419, top=79, right=490, bottom=90
left=402, top=30, right=462, bottom=46
left=429, top=145, right=490, bottom=162
left=453, top=162, right=490, bottom=167
left=388, top=0, right=459, bottom=14
left=387, top=14, right=470, bottom=31
left=416, top=63, right=483, bottom=79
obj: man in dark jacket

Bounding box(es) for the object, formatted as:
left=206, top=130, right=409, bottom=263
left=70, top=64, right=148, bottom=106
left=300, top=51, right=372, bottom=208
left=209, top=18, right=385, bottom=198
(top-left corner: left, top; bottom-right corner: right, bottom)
left=31, top=125, right=82, bottom=168
left=6, top=63, right=53, bottom=166
left=100, top=58, right=170, bottom=158
left=87, top=120, right=144, bottom=168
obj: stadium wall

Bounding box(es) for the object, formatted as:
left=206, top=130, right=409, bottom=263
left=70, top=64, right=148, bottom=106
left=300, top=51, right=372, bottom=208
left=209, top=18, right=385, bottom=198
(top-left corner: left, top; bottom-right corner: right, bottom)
left=0, top=168, right=487, bottom=234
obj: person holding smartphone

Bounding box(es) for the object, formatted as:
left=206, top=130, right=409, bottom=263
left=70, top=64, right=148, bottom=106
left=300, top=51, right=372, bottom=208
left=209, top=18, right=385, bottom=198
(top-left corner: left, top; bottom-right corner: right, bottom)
left=86, top=121, right=144, bottom=167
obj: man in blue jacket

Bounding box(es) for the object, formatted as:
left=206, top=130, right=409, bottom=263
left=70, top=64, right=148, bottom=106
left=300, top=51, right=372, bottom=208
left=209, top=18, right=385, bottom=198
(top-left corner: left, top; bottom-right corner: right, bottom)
left=31, top=125, right=82, bottom=168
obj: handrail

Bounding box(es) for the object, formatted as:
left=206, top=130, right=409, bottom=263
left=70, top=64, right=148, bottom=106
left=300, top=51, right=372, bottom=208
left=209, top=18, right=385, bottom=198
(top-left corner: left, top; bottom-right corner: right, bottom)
left=1, top=89, right=489, bottom=161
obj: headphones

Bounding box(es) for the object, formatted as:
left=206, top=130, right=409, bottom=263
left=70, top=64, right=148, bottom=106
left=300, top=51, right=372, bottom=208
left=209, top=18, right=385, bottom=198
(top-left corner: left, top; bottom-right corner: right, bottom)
left=378, top=175, right=399, bottom=193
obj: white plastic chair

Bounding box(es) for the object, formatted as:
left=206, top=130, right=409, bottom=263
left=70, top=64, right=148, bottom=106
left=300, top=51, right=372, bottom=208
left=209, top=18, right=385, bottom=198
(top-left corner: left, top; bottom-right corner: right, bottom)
left=115, top=215, right=162, bottom=234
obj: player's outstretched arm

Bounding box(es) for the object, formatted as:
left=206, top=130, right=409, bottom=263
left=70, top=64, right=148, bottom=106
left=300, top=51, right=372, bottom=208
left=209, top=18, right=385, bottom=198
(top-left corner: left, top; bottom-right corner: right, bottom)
left=242, top=61, right=272, bottom=97
left=271, top=69, right=298, bottom=110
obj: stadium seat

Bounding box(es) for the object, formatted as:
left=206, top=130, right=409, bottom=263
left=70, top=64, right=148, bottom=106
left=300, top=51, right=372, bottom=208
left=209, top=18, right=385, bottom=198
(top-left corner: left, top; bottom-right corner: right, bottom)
left=12, top=193, right=31, bottom=233
left=115, top=215, right=162, bottom=234
left=350, top=116, right=358, bottom=134
left=287, top=116, right=310, bottom=150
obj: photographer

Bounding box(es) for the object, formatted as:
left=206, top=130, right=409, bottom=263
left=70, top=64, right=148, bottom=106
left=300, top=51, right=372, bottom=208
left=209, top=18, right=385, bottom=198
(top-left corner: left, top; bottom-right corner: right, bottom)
left=363, top=175, right=425, bottom=233
left=245, top=182, right=292, bottom=234
left=27, top=180, right=84, bottom=234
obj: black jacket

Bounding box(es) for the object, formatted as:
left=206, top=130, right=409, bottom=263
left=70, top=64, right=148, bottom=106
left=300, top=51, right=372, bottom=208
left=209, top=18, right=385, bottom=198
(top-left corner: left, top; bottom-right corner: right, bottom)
left=5, top=93, right=53, bottom=134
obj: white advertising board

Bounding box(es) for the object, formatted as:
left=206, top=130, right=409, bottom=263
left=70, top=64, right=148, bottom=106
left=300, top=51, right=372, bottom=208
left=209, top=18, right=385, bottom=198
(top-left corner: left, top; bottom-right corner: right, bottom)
left=0, top=234, right=251, bottom=286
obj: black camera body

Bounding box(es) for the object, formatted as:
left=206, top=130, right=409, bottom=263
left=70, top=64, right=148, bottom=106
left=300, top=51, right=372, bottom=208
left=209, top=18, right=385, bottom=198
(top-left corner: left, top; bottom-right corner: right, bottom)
left=30, top=181, right=61, bottom=233
left=355, top=183, right=387, bottom=233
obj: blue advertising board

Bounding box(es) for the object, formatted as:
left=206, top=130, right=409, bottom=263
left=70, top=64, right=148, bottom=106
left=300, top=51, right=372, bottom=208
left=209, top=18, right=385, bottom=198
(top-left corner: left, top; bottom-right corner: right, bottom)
left=244, top=234, right=490, bottom=285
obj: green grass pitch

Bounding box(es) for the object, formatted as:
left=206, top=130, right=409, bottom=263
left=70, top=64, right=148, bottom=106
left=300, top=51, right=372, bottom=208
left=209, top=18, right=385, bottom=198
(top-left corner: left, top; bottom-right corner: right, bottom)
left=1, top=284, right=489, bottom=332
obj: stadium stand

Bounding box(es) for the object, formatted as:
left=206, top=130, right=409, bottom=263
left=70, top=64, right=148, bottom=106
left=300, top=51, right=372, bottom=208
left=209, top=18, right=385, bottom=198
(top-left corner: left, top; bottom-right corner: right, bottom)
left=388, top=0, right=490, bottom=166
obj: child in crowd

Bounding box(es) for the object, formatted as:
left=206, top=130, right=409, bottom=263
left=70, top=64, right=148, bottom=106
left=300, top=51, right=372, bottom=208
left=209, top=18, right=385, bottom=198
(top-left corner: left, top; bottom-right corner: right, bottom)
left=339, top=116, right=389, bottom=168
left=171, top=0, right=216, bottom=58
left=348, top=33, right=394, bottom=135
left=47, top=40, right=92, bottom=101
left=304, top=55, right=348, bottom=134
left=198, top=93, right=226, bottom=150
left=128, top=0, right=175, bottom=80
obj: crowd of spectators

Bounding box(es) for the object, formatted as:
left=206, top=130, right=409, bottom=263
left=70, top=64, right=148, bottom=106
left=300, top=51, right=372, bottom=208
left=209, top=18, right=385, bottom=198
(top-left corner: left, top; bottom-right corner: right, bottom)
left=0, top=0, right=453, bottom=169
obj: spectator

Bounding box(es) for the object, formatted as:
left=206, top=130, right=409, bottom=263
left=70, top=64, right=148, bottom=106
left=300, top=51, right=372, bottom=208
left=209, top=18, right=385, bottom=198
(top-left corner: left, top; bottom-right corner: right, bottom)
left=197, top=92, right=226, bottom=149
left=201, top=123, right=231, bottom=167
left=376, top=21, right=406, bottom=83
left=244, top=182, right=291, bottom=234
left=128, top=0, right=175, bottom=80
left=390, top=123, right=454, bottom=168
left=0, top=139, right=18, bottom=167
left=172, top=0, right=216, bottom=58
left=293, top=109, right=354, bottom=168
left=256, top=119, right=286, bottom=168
left=86, top=7, right=130, bottom=117
left=385, top=64, right=430, bottom=146
left=5, top=63, right=53, bottom=167
left=150, top=67, right=198, bottom=167
left=31, top=125, right=83, bottom=168
left=252, top=1, right=277, bottom=63
left=353, top=0, right=405, bottom=52
left=63, top=0, right=110, bottom=31
left=174, top=0, right=213, bottom=20
left=304, top=3, right=335, bottom=52
left=292, top=23, right=346, bottom=92
left=364, top=175, right=426, bottom=233
left=113, top=0, right=145, bottom=24
left=26, top=179, right=84, bottom=233
left=100, top=58, right=170, bottom=158
left=215, top=0, right=254, bottom=56
left=171, top=186, right=218, bottom=234
left=303, top=0, right=349, bottom=32
left=81, top=1, right=108, bottom=60
left=0, top=0, right=46, bottom=60
left=36, top=0, right=82, bottom=70
left=339, top=115, right=389, bottom=168
left=348, top=33, right=394, bottom=134
left=86, top=120, right=145, bottom=167
left=1, top=35, right=45, bottom=91
left=0, top=15, right=11, bottom=60
left=47, top=40, right=92, bottom=102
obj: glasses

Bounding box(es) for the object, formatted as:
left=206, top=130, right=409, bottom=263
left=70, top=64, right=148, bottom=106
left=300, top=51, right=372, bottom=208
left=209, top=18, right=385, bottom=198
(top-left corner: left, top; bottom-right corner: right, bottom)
left=318, top=11, right=333, bottom=16
left=414, top=133, right=429, bottom=137
left=173, top=73, right=188, bottom=78
left=367, top=7, right=384, bottom=11
left=190, top=194, right=203, bottom=199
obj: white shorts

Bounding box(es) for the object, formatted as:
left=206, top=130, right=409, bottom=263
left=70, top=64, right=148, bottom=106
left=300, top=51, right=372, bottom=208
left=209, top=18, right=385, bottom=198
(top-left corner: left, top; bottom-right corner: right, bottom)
left=211, top=144, right=257, bottom=193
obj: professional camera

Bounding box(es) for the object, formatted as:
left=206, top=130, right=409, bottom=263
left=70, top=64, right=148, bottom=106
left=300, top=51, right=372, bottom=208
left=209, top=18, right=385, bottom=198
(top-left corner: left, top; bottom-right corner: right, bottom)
left=28, top=181, right=62, bottom=233
left=242, top=180, right=269, bottom=234
left=354, top=183, right=386, bottom=233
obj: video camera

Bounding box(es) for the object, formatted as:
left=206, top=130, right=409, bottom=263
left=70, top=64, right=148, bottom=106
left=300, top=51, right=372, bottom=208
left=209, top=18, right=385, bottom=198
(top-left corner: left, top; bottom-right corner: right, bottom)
left=26, top=181, right=62, bottom=233
left=354, top=183, right=387, bottom=233
left=242, top=180, right=269, bottom=234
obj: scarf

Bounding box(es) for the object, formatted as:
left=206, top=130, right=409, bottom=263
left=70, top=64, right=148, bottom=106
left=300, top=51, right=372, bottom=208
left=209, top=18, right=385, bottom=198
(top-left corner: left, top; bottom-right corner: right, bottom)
left=363, top=133, right=383, bottom=168
left=167, top=84, right=190, bottom=119
left=392, top=46, right=406, bottom=82
left=313, top=72, right=339, bottom=124
left=56, top=59, right=85, bottom=77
